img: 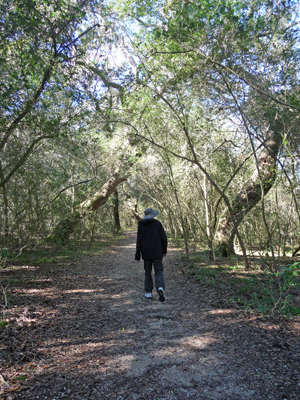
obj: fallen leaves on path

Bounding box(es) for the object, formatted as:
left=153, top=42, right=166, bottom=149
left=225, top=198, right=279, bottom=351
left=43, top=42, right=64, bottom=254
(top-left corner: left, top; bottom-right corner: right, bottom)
left=1, top=233, right=299, bottom=400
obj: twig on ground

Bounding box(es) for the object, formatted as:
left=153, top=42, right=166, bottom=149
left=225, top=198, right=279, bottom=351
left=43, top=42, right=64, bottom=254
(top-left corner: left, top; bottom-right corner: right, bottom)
left=1, top=283, right=8, bottom=308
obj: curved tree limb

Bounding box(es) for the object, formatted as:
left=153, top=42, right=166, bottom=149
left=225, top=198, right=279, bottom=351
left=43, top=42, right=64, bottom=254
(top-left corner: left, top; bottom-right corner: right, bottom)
left=48, top=168, right=128, bottom=244
left=42, top=179, right=95, bottom=209
left=0, top=135, right=56, bottom=188
left=147, top=48, right=300, bottom=113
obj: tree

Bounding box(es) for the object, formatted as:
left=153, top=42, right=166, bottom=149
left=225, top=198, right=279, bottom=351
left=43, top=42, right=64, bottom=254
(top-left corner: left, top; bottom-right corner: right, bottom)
left=111, top=0, right=300, bottom=261
left=0, top=0, right=134, bottom=244
left=215, top=111, right=285, bottom=255
left=0, top=0, right=106, bottom=188
left=48, top=167, right=128, bottom=244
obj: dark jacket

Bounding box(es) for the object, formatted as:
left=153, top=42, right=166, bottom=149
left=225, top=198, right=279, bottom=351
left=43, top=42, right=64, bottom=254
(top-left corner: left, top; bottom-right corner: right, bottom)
left=135, top=219, right=168, bottom=261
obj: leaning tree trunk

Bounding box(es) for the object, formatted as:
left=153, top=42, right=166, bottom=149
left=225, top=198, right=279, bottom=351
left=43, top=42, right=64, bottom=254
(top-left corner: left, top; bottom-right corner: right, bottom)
left=215, top=115, right=283, bottom=256
left=48, top=169, right=127, bottom=244
left=131, top=203, right=142, bottom=223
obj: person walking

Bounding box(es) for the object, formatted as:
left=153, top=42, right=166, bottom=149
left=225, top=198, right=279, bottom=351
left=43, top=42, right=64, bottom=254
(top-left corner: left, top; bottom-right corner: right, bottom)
left=135, top=207, right=168, bottom=302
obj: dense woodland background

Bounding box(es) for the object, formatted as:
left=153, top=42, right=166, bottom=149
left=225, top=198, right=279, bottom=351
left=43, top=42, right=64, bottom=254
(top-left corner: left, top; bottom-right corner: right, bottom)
left=1, top=0, right=300, bottom=304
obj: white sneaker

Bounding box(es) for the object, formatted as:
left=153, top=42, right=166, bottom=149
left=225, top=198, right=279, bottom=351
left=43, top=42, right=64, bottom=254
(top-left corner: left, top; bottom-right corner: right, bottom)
left=158, top=287, right=165, bottom=302
left=145, top=292, right=152, bottom=300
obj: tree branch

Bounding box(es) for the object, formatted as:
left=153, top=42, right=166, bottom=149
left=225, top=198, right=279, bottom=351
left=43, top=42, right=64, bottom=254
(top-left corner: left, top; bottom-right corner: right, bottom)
left=57, top=24, right=100, bottom=55
left=0, top=135, right=55, bottom=188
left=42, top=179, right=95, bottom=209
left=147, top=48, right=300, bottom=112
left=1, top=23, right=100, bottom=152
left=0, top=60, right=56, bottom=152
left=198, top=50, right=300, bottom=113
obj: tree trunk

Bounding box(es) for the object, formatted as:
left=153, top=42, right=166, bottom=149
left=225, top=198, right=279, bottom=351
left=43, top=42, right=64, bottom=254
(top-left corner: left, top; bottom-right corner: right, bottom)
left=131, top=203, right=142, bottom=223
left=48, top=169, right=127, bottom=244
left=113, top=189, right=121, bottom=232
left=0, top=160, right=9, bottom=242
left=215, top=115, right=283, bottom=256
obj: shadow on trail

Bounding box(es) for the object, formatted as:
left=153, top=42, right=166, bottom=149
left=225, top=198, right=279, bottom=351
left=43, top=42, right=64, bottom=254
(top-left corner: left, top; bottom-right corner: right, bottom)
left=1, top=233, right=299, bottom=400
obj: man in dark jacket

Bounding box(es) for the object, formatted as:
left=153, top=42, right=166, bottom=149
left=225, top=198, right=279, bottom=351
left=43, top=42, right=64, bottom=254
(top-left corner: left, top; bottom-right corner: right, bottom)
left=135, top=207, right=168, bottom=301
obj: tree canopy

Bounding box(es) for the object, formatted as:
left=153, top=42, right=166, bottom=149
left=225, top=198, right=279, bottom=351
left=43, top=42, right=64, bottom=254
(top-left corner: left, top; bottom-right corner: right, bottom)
left=1, top=0, right=300, bottom=271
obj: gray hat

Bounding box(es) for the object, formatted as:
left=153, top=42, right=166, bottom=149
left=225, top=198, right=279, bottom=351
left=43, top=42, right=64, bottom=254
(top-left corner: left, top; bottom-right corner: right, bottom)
left=143, top=207, right=159, bottom=219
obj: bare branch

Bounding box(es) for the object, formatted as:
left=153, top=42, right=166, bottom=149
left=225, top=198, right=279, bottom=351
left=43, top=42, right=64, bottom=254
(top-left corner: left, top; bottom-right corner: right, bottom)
left=42, top=179, right=95, bottom=209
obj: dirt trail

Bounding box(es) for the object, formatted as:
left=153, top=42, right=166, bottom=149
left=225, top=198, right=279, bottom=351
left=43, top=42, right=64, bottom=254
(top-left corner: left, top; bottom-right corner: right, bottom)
left=1, top=232, right=300, bottom=399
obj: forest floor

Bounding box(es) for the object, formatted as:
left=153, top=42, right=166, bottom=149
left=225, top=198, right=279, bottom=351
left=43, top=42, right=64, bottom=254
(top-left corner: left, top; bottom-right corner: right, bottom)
left=1, top=231, right=300, bottom=400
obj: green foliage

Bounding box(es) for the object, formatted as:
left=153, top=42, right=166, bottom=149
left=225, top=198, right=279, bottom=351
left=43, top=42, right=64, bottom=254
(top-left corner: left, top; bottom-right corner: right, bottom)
left=0, top=320, right=8, bottom=328
left=13, top=239, right=113, bottom=265
left=240, top=263, right=300, bottom=316
left=1, top=0, right=300, bottom=297
left=17, top=375, right=27, bottom=381
left=0, top=248, right=10, bottom=259
left=36, top=257, right=58, bottom=264
left=278, top=262, right=300, bottom=283
left=190, top=256, right=300, bottom=317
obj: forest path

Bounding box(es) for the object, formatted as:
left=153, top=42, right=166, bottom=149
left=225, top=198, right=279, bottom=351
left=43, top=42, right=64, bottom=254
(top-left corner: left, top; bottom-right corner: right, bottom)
left=1, top=232, right=299, bottom=399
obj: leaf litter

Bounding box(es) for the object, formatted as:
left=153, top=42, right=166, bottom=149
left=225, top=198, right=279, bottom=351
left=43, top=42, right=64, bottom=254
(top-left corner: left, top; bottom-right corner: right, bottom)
left=0, top=232, right=299, bottom=399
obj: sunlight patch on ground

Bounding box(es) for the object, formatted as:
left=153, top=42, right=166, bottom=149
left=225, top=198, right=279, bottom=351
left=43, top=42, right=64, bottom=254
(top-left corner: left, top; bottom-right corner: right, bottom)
left=5, top=265, right=37, bottom=270
left=103, top=353, right=155, bottom=377
left=14, top=287, right=59, bottom=298
left=20, top=287, right=51, bottom=294
left=97, top=277, right=112, bottom=282
left=40, top=337, right=144, bottom=374
left=208, top=309, right=238, bottom=315
left=62, top=289, right=99, bottom=294
left=180, top=335, right=216, bottom=349
left=152, top=346, right=193, bottom=359
left=106, top=354, right=136, bottom=369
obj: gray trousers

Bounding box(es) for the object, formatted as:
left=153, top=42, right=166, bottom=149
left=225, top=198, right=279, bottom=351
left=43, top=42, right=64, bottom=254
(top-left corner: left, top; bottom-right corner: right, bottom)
left=144, top=258, right=165, bottom=293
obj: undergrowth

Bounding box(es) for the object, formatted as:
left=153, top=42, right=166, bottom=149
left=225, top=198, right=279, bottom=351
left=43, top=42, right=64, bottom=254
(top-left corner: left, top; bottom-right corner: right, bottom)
left=186, top=251, right=300, bottom=318
left=0, top=233, right=126, bottom=266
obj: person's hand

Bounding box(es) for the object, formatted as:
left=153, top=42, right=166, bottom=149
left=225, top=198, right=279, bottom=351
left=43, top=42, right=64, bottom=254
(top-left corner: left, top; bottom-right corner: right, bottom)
left=163, top=254, right=167, bottom=258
